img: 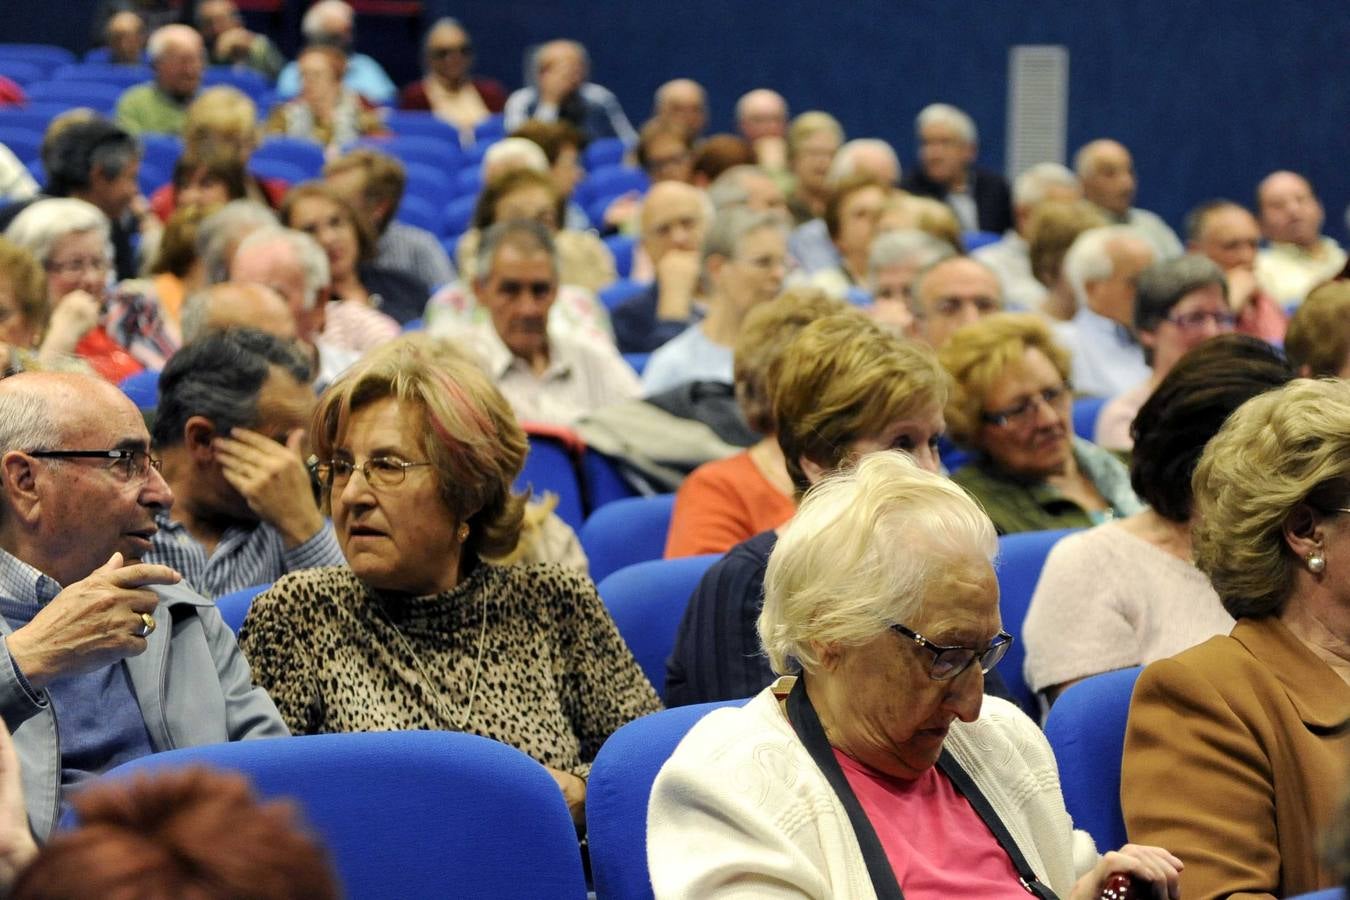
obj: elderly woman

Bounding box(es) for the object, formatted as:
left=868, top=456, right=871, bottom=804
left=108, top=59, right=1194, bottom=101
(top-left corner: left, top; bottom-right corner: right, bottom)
left=237, top=335, right=660, bottom=828
left=665, top=287, right=845, bottom=558
left=940, top=313, right=1142, bottom=535
left=1121, top=378, right=1350, bottom=899
left=651, top=452, right=1182, bottom=898
left=0, top=238, right=95, bottom=376
left=1026, top=199, right=1107, bottom=320
left=805, top=174, right=889, bottom=300
left=266, top=45, right=386, bottom=149
left=866, top=228, right=956, bottom=334
left=1023, top=335, right=1293, bottom=702
left=784, top=111, right=844, bottom=225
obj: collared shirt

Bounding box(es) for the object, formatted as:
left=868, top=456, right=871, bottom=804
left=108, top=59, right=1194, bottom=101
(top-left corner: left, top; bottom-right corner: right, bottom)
left=973, top=231, right=1044, bottom=312
left=145, top=514, right=344, bottom=600
left=1256, top=237, right=1348, bottom=305
left=376, top=221, right=456, bottom=293
left=1054, top=306, right=1151, bottom=399
left=503, top=82, right=638, bottom=147
left=114, top=83, right=193, bottom=136
left=947, top=188, right=979, bottom=233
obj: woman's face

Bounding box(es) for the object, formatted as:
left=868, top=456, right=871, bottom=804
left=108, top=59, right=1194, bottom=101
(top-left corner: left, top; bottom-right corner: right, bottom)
left=330, top=396, right=463, bottom=596
left=178, top=166, right=231, bottom=210
left=45, top=230, right=110, bottom=302
left=976, top=347, right=1073, bottom=480
left=825, top=555, right=1000, bottom=780
left=0, top=275, right=36, bottom=348
left=298, top=51, right=340, bottom=106
left=494, top=185, right=559, bottom=231
left=550, top=145, right=583, bottom=199
left=718, top=226, right=787, bottom=315
left=289, top=195, right=358, bottom=279
left=792, top=130, right=839, bottom=193
left=835, top=186, right=886, bottom=260
left=845, top=403, right=946, bottom=478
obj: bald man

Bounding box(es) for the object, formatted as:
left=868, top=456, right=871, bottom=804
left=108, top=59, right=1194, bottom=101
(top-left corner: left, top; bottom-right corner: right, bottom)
left=114, top=24, right=204, bottom=135
left=654, top=78, right=708, bottom=138
left=735, top=89, right=789, bottom=173
left=180, top=283, right=299, bottom=346
left=1254, top=170, right=1347, bottom=304
left=1074, top=139, right=1182, bottom=260
left=503, top=39, right=637, bottom=146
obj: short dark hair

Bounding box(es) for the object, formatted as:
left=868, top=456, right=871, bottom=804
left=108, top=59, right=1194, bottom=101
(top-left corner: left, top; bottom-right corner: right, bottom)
left=510, top=120, right=586, bottom=163
left=1130, top=334, right=1293, bottom=522
left=1132, top=254, right=1228, bottom=358
left=44, top=120, right=140, bottom=196
left=1183, top=198, right=1243, bottom=243
left=152, top=329, right=312, bottom=448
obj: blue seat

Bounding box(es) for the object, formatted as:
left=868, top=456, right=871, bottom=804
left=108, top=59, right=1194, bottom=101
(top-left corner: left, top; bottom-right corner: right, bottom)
left=595, top=554, right=721, bottom=690
left=582, top=136, right=626, bottom=171
left=252, top=136, right=326, bottom=180
left=604, top=233, right=637, bottom=279
left=101, top=731, right=588, bottom=900
left=0, top=107, right=63, bottom=135
left=0, top=60, right=45, bottom=87
left=117, top=369, right=160, bottom=411
left=139, top=133, right=182, bottom=175
left=995, top=527, right=1081, bottom=716
left=517, top=430, right=585, bottom=531
left=598, top=277, right=647, bottom=312
left=1043, top=667, right=1142, bottom=853
left=587, top=700, right=744, bottom=900
left=385, top=110, right=461, bottom=146
left=1072, top=395, right=1108, bottom=442
left=623, top=352, right=650, bottom=375
left=962, top=230, right=1002, bottom=252
left=452, top=164, right=482, bottom=198
left=352, top=134, right=462, bottom=172
left=0, top=44, right=77, bottom=73
left=137, top=159, right=169, bottom=196
left=402, top=161, right=453, bottom=206
left=581, top=448, right=638, bottom=513
left=401, top=317, right=424, bottom=332
left=394, top=193, right=441, bottom=233
left=246, top=156, right=309, bottom=185
left=52, top=62, right=153, bottom=88
left=937, top=434, right=973, bottom=474
left=579, top=494, right=677, bottom=583
left=24, top=81, right=124, bottom=113
left=574, top=165, right=648, bottom=209
left=472, top=113, right=505, bottom=145
left=202, top=66, right=271, bottom=103
left=214, top=582, right=271, bottom=634
left=0, top=127, right=40, bottom=165
left=442, top=193, right=478, bottom=236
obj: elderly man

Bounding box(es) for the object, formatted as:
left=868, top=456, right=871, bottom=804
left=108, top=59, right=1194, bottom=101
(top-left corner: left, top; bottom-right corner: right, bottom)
left=1254, top=170, right=1347, bottom=304
left=708, top=165, right=787, bottom=217
left=900, top=103, right=1013, bottom=235
left=1185, top=198, right=1286, bottom=341
left=973, top=162, right=1080, bottom=311
left=908, top=255, right=1004, bottom=349
left=104, top=10, right=147, bottom=65
left=194, top=0, right=284, bottom=80
left=145, top=329, right=343, bottom=599
left=1075, top=139, right=1182, bottom=260
left=0, top=372, right=287, bottom=839
left=179, top=282, right=297, bottom=345
left=275, top=0, right=395, bottom=103
left=612, top=182, right=712, bottom=354
left=789, top=138, right=901, bottom=275
left=1055, top=225, right=1157, bottom=397
left=115, top=24, right=205, bottom=135
left=504, top=40, right=637, bottom=147
left=654, top=79, right=708, bottom=138
left=735, top=89, right=789, bottom=173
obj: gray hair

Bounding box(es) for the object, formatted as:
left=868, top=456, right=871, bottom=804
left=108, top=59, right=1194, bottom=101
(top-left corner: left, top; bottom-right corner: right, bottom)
left=179, top=288, right=212, bottom=344
left=147, top=24, right=203, bottom=61
left=0, top=390, right=63, bottom=456
left=702, top=207, right=787, bottom=267
left=198, top=200, right=278, bottom=285
left=1134, top=255, right=1227, bottom=333
left=481, top=138, right=549, bottom=178
left=759, top=450, right=998, bottom=674
left=867, top=229, right=956, bottom=282
left=302, top=0, right=353, bottom=41
left=708, top=165, right=770, bottom=212
left=827, top=138, right=901, bottom=187
left=476, top=220, right=558, bottom=281
left=4, top=198, right=110, bottom=265
left=1013, top=162, right=1079, bottom=208
left=233, top=227, right=330, bottom=309
left=1063, top=224, right=1150, bottom=311
left=916, top=103, right=977, bottom=145
left=529, top=39, right=588, bottom=82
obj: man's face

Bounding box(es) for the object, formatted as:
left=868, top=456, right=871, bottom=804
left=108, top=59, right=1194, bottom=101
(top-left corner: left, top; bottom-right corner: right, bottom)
left=918, top=121, right=975, bottom=188
left=197, top=0, right=241, bottom=44
left=107, top=13, right=146, bottom=63
left=718, top=227, right=787, bottom=316
left=658, top=83, right=707, bottom=137
left=90, top=156, right=141, bottom=219
left=1258, top=172, right=1324, bottom=248
left=640, top=187, right=707, bottom=263
left=1086, top=237, right=1154, bottom=325
left=915, top=258, right=1003, bottom=348
left=316, top=9, right=354, bottom=49
left=477, top=244, right=557, bottom=362
left=155, top=36, right=205, bottom=99
left=426, top=23, right=473, bottom=81
left=739, top=94, right=786, bottom=141
left=792, top=131, right=840, bottom=194
left=1192, top=205, right=1261, bottom=272
left=1081, top=142, right=1136, bottom=216
left=230, top=242, right=322, bottom=342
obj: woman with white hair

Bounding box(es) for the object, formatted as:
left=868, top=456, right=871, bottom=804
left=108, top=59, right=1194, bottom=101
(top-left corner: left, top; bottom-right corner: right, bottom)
left=650, top=451, right=1182, bottom=898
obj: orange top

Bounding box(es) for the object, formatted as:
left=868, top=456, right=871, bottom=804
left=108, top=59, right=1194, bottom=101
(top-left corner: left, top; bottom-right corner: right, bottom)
left=665, top=450, right=795, bottom=558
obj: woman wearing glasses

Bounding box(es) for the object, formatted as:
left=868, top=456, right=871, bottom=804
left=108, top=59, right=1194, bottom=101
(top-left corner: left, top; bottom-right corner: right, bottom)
left=650, top=452, right=1182, bottom=898
left=237, top=335, right=660, bottom=831
left=939, top=313, right=1142, bottom=535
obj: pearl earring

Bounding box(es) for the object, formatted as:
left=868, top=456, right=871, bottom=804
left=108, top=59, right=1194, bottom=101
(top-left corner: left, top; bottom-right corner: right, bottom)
left=1307, top=549, right=1326, bottom=574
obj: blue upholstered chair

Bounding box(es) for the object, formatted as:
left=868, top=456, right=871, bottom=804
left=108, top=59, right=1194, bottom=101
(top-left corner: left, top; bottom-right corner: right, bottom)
left=214, top=582, right=271, bottom=635
left=581, top=448, right=639, bottom=513
left=1072, top=395, right=1108, bottom=442
left=517, top=429, right=585, bottom=531
left=578, top=493, right=677, bottom=583
left=252, top=137, right=326, bottom=180
left=994, top=527, right=1081, bottom=715
left=582, top=136, right=626, bottom=171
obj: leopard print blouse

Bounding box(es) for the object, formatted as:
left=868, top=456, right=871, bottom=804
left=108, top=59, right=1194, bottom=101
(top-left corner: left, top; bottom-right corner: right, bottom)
left=237, top=563, right=662, bottom=778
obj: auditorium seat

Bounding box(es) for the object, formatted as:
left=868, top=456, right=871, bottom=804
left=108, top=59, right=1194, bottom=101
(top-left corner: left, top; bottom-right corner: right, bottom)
left=995, top=527, right=1082, bottom=715
left=215, top=582, right=271, bottom=634
left=578, top=493, right=676, bottom=582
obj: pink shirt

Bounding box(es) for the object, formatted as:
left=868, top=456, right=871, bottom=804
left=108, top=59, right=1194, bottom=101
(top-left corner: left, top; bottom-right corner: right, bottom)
left=833, top=749, right=1026, bottom=899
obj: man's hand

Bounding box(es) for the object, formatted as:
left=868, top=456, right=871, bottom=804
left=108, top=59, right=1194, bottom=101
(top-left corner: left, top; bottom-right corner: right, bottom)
left=1225, top=266, right=1259, bottom=313
left=654, top=249, right=701, bottom=321
left=537, top=57, right=582, bottom=105
left=5, top=554, right=181, bottom=689
left=213, top=428, right=324, bottom=549
left=545, top=766, right=587, bottom=831
left=752, top=135, right=788, bottom=172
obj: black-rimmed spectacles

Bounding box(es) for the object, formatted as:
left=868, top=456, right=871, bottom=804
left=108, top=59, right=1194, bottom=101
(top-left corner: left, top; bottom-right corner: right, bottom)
left=889, top=622, right=1013, bottom=681
left=28, top=449, right=162, bottom=482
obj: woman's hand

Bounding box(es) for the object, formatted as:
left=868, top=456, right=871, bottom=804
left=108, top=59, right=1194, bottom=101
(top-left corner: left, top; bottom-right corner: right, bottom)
left=545, top=766, right=586, bottom=831
left=1069, top=844, right=1183, bottom=900
left=39, top=290, right=101, bottom=360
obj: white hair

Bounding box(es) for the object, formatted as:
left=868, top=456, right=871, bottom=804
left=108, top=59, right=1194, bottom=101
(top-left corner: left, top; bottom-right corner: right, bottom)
left=147, top=23, right=203, bottom=61
left=198, top=200, right=278, bottom=285
left=4, top=198, right=110, bottom=266
left=707, top=165, right=769, bottom=212
left=302, top=0, right=353, bottom=40
left=1013, top=162, right=1079, bottom=208
left=233, top=227, right=330, bottom=309
left=530, top=40, right=588, bottom=81
left=916, top=103, right=977, bottom=146
left=1062, top=224, right=1149, bottom=310
left=867, top=229, right=955, bottom=281
left=760, top=451, right=998, bottom=674
left=0, top=389, right=63, bottom=456
left=481, top=138, right=549, bottom=178
left=826, top=138, right=901, bottom=187
left=734, top=89, right=787, bottom=122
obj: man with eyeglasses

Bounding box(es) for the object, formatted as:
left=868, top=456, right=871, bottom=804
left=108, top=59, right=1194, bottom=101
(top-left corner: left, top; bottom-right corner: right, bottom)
left=0, top=372, right=287, bottom=840
left=909, top=256, right=1004, bottom=349
left=398, top=18, right=507, bottom=137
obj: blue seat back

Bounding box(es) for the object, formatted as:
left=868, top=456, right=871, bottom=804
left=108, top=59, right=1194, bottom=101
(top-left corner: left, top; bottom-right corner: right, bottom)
left=581, top=448, right=639, bottom=513
left=0, top=127, right=40, bottom=164
left=962, top=230, right=1002, bottom=251
left=598, top=277, right=646, bottom=312
left=995, top=527, right=1081, bottom=714
left=214, top=582, right=271, bottom=634
left=0, top=60, right=46, bottom=87
left=1072, top=395, right=1108, bottom=442
left=472, top=114, right=505, bottom=145
left=1043, top=667, right=1142, bottom=852
left=52, top=62, right=152, bottom=87
left=603, top=233, right=637, bottom=279
left=252, top=136, right=326, bottom=180
left=352, top=134, right=462, bottom=171
left=385, top=110, right=462, bottom=147
left=516, top=432, right=584, bottom=531
left=442, top=193, right=478, bottom=237
left=24, top=81, right=124, bottom=112
left=579, top=494, right=676, bottom=583
left=393, top=193, right=441, bottom=233
left=101, top=732, right=589, bottom=900
left=582, top=136, right=626, bottom=170
left=0, top=44, right=77, bottom=73
left=117, top=369, right=160, bottom=411
left=139, top=133, right=183, bottom=174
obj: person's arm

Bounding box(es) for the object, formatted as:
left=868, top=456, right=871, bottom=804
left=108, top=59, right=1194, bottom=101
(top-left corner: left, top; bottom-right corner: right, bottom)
left=665, top=463, right=754, bottom=558
left=212, top=429, right=325, bottom=551
left=198, top=599, right=289, bottom=741
left=235, top=581, right=317, bottom=735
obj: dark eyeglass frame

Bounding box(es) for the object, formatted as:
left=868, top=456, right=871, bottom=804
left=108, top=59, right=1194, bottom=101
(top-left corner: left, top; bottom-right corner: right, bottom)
left=429, top=44, right=473, bottom=58
left=313, top=456, right=432, bottom=489
left=27, top=448, right=162, bottom=481
left=1163, top=309, right=1238, bottom=331
left=979, top=383, right=1071, bottom=429
left=889, top=622, right=1013, bottom=681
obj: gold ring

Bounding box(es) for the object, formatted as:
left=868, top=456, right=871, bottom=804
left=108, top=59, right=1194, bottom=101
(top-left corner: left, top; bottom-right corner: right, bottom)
left=138, top=612, right=156, bottom=637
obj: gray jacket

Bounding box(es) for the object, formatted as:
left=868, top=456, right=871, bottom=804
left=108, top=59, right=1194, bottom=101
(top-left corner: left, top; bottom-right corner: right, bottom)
left=0, top=581, right=289, bottom=839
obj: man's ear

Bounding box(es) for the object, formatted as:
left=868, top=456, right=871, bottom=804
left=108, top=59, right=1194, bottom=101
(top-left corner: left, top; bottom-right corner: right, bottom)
left=184, top=416, right=217, bottom=462
left=0, top=451, right=43, bottom=527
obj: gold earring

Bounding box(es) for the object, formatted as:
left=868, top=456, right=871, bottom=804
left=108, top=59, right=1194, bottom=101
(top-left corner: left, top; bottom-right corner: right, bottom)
left=456, top=523, right=470, bottom=543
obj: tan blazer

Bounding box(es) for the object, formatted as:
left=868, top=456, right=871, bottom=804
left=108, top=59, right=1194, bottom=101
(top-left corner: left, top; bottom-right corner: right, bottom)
left=1122, top=616, right=1350, bottom=900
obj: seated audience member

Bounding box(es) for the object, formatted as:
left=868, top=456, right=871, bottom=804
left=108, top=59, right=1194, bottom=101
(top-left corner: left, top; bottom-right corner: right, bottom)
left=783, top=112, right=843, bottom=225
left=1254, top=170, right=1347, bottom=304
left=0, top=371, right=287, bottom=839
left=642, top=209, right=787, bottom=395
left=0, top=145, right=37, bottom=207
left=1095, top=255, right=1235, bottom=451
left=280, top=182, right=420, bottom=334
left=1055, top=224, right=1156, bottom=397
left=1075, top=138, right=1182, bottom=259
left=734, top=89, right=789, bottom=173
left=637, top=119, right=695, bottom=186
left=1025, top=335, right=1292, bottom=702
left=1123, top=378, right=1350, bottom=899
left=511, top=121, right=588, bottom=230
left=665, top=312, right=968, bottom=705
left=865, top=229, right=955, bottom=334
left=612, top=181, right=711, bottom=353
left=651, top=451, right=1181, bottom=899
left=941, top=313, right=1143, bottom=535
left=179, top=281, right=297, bottom=345
left=480, top=136, right=550, bottom=183
left=7, top=767, right=338, bottom=899
left=400, top=18, right=506, bottom=139
left=103, top=9, right=148, bottom=65
left=266, top=45, right=386, bottom=149
left=0, top=238, right=96, bottom=375
left=238, top=335, right=661, bottom=830
left=194, top=0, right=284, bottom=79
left=652, top=78, right=708, bottom=139
left=688, top=134, right=757, bottom=189
left=275, top=0, right=396, bottom=104
left=804, top=175, right=888, bottom=299
left=115, top=24, right=205, bottom=136
left=5, top=199, right=177, bottom=380
left=665, top=288, right=844, bottom=559
left=900, top=102, right=1013, bottom=234
left=877, top=192, right=965, bottom=252
left=323, top=149, right=455, bottom=293
left=504, top=40, right=637, bottom=147
left=1026, top=198, right=1108, bottom=320
left=706, top=164, right=788, bottom=218
left=1285, top=281, right=1350, bottom=377
left=146, top=203, right=214, bottom=329
left=909, top=255, right=1004, bottom=349
left=197, top=198, right=277, bottom=284
left=145, top=329, right=343, bottom=598
left=167, top=150, right=247, bottom=215
left=974, top=162, right=1081, bottom=311
left=789, top=138, right=901, bottom=274
left=445, top=221, right=638, bottom=427
left=454, top=169, right=616, bottom=295
left=1185, top=198, right=1286, bottom=341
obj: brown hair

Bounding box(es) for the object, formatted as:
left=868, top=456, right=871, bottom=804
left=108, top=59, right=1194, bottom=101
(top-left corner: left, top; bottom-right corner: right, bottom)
left=1026, top=199, right=1107, bottom=287
left=0, top=237, right=50, bottom=337
left=280, top=180, right=377, bottom=262
left=690, top=134, right=755, bottom=184
left=471, top=168, right=564, bottom=232
left=824, top=174, right=887, bottom=241
left=149, top=204, right=216, bottom=278
left=171, top=149, right=248, bottom=202
left=511, top=120, right=585, bottom=165
left=183, top=86, right=259, bottom=157
left=323, top=148, right=407, bottom=223
left=1285, top=280, right=1350, bottom=377
left=636, top=118, right=692, bottom=172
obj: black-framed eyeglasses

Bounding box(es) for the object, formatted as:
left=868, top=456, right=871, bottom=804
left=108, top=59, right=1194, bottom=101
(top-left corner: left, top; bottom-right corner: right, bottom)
left=889, top=622, right=1013, bottom=681
left=430, top=44, right=472, bottom=58
left=28, top=448, right=162, bottom=482
left=313, top=456, right=432, bottom=489
left=979, top=384, right=1071, bottom=429
left=1164, top=309, right=1237, bottom=331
